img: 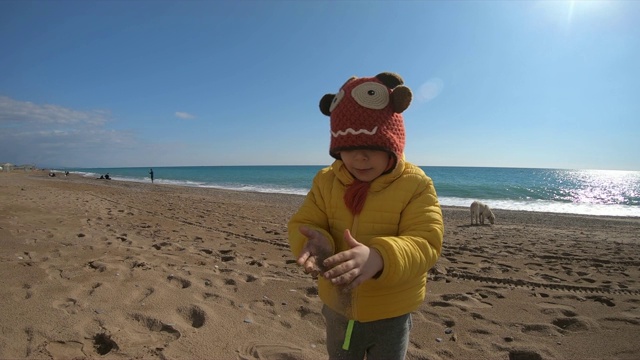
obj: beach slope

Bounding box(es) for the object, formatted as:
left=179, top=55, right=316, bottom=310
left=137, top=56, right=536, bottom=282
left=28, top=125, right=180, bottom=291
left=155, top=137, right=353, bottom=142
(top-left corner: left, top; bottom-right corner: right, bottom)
left=1, top=172, right=639, bottom=359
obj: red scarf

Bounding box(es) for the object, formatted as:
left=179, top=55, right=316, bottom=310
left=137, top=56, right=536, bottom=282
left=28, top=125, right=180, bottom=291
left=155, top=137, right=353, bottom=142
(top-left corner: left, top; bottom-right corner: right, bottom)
left=343, top=157, right=395, bottom=215
left=344, top=180, right=371, bottom=215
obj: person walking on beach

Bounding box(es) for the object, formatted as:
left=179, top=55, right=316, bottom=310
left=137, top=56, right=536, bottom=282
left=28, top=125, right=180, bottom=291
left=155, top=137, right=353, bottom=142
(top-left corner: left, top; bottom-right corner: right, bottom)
left=288, top=72, right=444, bottom=359
left=149, top=168, right=154, bottom=183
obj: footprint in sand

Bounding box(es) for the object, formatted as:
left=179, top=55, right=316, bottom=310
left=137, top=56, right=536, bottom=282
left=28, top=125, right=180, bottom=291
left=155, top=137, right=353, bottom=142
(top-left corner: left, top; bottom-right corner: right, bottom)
left=202, top=292, right=236, bottom=307
left=601, top=306, right=640, bottom=326
left=200, top=248, right=214, bottom=255
left=138, top=286, right=155, bottom=302
left=167, top=274, right=192, bottom=289
left=585, top=295, right=615, bottom=307
left=430, top=293, right=493, bottom=310
left=91, top=332, right=119, bottom=356
left=508, top=348, right=544, bottom=360
left=531, top=273, right=565, bottom=283
left=177, top=305, right=207, bottom=328
left=536, top=302, right=578, bottom=317
left=53, top=297, right=81, bottom=315
left=296, top=305, right=323, bottom=324
left=551, top=316, right=600, bottom=333
left=87, top=261, right=107, bottom=272
left=249, top=297, right=277, bottom=315
left=128, top=259, right=152, bottom=271
left=476, top=288, right=506, bottom=300
left=220, top=277, right=239, bottom=292
left=304, top=286, right=319, bottom=297
left=46, top=340, right=86, bottom=359
left=23, top=283, right=33, bottom=299
left=520, top=323, right=562, bottom=337
left=128, top=313, right=181, bottom=341
left=219, top=249, right=236, bottom=262
left=88, top=282, right=102, bottom=296
left=116, top=233, right=130, bottom=244
left=237, top=342, right=306, bottom=360
left=247, top=259, right=268, bottom=267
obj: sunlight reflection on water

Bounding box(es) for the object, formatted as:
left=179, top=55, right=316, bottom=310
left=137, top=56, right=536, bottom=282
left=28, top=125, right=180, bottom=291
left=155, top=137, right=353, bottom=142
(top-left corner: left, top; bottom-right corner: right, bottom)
left=554, top=170, right=640, bottom=206
left=439, top=169, right=640, bottom=217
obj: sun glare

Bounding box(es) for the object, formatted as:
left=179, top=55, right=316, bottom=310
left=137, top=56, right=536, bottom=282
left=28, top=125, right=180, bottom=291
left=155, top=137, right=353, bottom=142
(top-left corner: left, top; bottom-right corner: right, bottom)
left=536, top=0, right=616, bottom=30
left=567, top=1, right=576, bottom=25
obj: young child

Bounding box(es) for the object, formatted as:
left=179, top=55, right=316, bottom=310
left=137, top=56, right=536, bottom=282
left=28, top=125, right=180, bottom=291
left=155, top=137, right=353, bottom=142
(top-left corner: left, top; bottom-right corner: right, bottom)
left=288, top=72, right=444, bottom=359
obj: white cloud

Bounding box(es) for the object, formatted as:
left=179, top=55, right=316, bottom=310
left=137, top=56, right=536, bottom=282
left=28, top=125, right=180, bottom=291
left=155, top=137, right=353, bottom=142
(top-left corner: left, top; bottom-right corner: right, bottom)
left=175, top=111, right=195, bottom=119
left=0, top=96, right=139, bottom=167
left=0, top=96, right=108, bottom=126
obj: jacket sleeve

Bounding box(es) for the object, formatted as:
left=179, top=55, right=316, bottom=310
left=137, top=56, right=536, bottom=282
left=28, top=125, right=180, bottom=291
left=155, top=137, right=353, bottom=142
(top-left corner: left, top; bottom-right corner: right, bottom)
left=369, top=176, right=443, bottom=285
left=287, top=173, right=336, bottom=257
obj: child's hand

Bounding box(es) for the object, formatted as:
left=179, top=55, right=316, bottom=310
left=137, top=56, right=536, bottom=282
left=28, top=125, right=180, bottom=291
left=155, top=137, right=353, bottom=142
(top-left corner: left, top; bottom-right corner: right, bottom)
left=297, top=226, right=332, bottom=277
left=322, top=229, right=384, bottom=290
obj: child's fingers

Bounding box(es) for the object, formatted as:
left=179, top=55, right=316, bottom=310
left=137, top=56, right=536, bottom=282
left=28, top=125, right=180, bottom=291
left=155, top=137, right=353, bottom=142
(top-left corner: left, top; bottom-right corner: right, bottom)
left=324, top=259, right=357, bottom=280
left=297, top=251, right=311, bottom=266
left=304, top=257, right=316, bottom=273
left=329, top=267, right=359, bottom=286
left=323, top=250, right=352, bottom=270
left=303, top=256, right=319, bottom=274
left=343, top=275, right=366, bottom=290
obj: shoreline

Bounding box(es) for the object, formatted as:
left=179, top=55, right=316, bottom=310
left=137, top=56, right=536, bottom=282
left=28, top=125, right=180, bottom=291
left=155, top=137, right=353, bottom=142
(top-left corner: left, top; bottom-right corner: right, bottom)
left=1, top=171, right=639, bottom=359
left=42, top=169, right=640, bottom=219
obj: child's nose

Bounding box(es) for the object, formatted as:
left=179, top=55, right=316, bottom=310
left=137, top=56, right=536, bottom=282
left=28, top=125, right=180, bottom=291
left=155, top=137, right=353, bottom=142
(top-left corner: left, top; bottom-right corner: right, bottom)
left=354, top=150, right=369, bottom=160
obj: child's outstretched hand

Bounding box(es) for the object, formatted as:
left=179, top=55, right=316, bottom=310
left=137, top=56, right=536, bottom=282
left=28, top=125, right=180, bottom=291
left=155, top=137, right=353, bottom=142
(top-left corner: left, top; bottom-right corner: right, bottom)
left=297, top=226, right=332, bottom=277
left=322, top=229, right=384, bottom=290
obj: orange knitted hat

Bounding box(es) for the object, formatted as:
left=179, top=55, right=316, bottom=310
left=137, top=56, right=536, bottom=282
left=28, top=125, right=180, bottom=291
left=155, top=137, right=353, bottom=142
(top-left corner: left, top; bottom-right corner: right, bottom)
left=319, top=72, right=413, bottom=165
left=319, top=72, right=413, bottom=215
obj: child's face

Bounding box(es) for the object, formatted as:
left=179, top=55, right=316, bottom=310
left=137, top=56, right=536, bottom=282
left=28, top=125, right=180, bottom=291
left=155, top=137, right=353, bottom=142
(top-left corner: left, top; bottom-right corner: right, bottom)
left=340, top=149, right=391, bottom=182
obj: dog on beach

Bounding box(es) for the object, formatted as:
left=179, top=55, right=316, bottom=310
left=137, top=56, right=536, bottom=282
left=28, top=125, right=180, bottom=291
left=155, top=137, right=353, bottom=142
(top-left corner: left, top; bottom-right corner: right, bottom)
left=470, top=201, right=495, bottom=225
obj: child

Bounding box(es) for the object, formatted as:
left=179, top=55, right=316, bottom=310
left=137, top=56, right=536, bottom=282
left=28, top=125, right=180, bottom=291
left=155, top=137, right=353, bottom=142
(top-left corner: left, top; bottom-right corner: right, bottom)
left=288, top=72, right=444, bottom=359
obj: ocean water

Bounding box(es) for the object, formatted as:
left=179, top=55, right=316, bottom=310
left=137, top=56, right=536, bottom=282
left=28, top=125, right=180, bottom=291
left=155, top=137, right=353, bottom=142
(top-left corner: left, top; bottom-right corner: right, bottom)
left=62, top=166, right=640, bottom=218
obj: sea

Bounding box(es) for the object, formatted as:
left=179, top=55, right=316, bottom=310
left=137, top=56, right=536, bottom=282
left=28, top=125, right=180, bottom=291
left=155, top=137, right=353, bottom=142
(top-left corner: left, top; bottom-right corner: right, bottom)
left=60, top=166, right=640, bottom=218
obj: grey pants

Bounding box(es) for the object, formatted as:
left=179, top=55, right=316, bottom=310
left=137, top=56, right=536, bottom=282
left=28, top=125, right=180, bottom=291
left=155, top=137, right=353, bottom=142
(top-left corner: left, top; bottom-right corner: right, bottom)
left=322, top=305, right=412, bottom=360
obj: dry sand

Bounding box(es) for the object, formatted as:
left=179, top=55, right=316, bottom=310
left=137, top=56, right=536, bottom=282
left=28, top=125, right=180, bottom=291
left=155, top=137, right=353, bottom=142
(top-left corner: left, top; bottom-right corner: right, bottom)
left=1, top=171, right=639, bottom=360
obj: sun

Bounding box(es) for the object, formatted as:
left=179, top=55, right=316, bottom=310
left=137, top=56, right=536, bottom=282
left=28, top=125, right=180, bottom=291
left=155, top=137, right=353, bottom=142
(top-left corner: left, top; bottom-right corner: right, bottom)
left=567, top=1, right=577, bottom=25
left=566, top=0, right=610, bottom=23
left=535, top=0, right=617, bottom=31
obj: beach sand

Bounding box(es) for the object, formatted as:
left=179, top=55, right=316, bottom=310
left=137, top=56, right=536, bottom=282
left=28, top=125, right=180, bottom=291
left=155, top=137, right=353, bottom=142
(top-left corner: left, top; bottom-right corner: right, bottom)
left=1, top=171, right=639, bottom=360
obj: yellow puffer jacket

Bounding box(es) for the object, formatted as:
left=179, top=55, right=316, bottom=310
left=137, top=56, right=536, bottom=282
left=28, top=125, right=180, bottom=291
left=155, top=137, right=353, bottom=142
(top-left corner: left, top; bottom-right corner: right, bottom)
left=288, top=158, right=443, bottom=322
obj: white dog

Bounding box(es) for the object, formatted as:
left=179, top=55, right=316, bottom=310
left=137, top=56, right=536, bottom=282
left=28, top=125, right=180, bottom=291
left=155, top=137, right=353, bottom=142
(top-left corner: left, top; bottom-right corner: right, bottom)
left=470, top=201, right=495, bottom=225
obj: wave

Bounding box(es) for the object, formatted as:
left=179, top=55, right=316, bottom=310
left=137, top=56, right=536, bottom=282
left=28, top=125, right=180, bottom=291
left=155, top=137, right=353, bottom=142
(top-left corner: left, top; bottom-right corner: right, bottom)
left=71, top=171, right=310, bottom=196
left=439, top=197, right=640, bottom=217
left=64, top=168, right=640, bottom=218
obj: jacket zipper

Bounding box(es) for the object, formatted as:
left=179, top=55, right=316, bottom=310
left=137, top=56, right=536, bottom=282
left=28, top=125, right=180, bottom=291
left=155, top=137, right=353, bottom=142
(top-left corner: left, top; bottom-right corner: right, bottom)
left=349, top=214, right=359, bottom=319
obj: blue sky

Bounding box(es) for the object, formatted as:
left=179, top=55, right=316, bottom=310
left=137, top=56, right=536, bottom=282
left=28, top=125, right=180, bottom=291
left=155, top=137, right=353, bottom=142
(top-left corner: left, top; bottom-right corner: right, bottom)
left=1, top=1, right=638, bottom=170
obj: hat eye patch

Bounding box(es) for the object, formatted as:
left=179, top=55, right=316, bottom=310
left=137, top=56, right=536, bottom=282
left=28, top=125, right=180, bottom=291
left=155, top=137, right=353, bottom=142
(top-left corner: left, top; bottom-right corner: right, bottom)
left=329, top=89, right=345, bottom=113
left=351, top=82, right=389, bottom=110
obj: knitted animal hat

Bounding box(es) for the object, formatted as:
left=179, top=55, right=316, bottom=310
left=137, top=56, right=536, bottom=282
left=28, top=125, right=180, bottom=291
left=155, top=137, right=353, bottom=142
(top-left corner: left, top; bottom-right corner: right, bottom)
left=319, top=72, right=413, bottom=165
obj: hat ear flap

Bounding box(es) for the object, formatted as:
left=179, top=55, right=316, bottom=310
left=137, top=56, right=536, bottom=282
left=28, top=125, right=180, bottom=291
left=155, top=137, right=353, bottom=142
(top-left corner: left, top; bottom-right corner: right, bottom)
left=319, top=94, right=334, bottom=116
left=375, top=72, right=404, bottom=88
left=392, top=86, right=412, bottom=113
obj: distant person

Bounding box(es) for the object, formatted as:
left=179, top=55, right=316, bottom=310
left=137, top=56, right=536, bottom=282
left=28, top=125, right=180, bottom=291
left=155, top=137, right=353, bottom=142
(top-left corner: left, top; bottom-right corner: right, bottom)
left=288, top=72, right=444, bottom=359
left=104, top=173, right=111, bottom=180
left=64, top=171, right=69, bottom=177
left=149, top=168, right=154, bottom=183
left=48, top=171, right=55, bottom=177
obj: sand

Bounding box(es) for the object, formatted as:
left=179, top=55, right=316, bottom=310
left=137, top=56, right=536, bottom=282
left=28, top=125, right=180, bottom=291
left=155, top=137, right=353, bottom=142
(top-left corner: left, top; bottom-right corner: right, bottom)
left=1, top=170, right=639, bottom=360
